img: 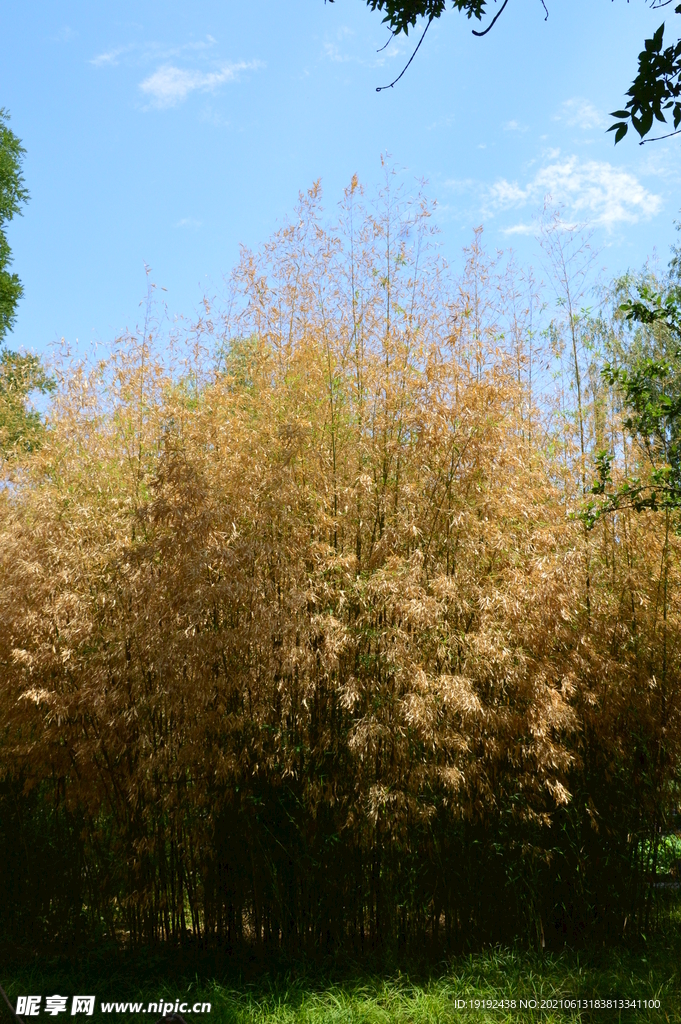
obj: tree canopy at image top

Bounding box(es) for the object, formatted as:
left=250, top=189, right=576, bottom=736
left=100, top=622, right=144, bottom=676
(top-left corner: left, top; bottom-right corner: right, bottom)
left=345, top=0, right=681, bottom=143
left=364, top=0, right=489, bottom=35
left=0, top=108, right=29, bottom=339
left=610, top=3, right=681, bottom=143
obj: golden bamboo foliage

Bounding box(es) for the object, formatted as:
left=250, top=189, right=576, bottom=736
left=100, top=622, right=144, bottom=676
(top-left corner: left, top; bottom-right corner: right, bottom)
left=1, top=179, right=680, bottom=949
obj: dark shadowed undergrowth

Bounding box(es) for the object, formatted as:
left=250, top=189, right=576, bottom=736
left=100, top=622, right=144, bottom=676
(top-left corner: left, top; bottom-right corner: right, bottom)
left=2, top=915, right=680, bottom=1024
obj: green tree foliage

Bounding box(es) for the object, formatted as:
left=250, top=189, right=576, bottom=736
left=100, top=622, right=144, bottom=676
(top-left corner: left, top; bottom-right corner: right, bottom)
left=610, top=6, right=681, bottom=143
left=0, top=111, right=54, bottom=460
left=0, top=348, right=55, bottom=457
left=588, top=272, right=681, bottom=519
left=0, top=108, right=28, bottom=340
left=362, top=0, right=488, bottom=35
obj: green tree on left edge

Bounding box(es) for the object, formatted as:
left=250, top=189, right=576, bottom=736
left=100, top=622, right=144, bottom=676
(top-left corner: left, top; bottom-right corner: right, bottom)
left=0, top=108, right=54, bottom=458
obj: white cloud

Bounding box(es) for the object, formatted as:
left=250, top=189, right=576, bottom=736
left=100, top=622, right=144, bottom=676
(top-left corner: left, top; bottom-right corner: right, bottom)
left=489, top=179, right=529, bottom=207
left=501, top=223, right=535, bottom=236
left=503, top=120, right=528, bottom=133
left=425, top=113, right=455, bottom=131
left=443, top=177, right=477, bottom=195
left=91, top=46, right=130, bottom=67
left=639, top=145, right=681, bottom=182
left=487, top=153, right=662, bottom=230
left=91, top=36, right=218, bottom=69
left=139, top=60, right=263, bottom=108
left=555, top=97, right=606, bottom=130
left=176, top=217, right=202, bottom=229
left=54, top=26, right=75, bottom=43
left=323, top=42, right=352, bottom=64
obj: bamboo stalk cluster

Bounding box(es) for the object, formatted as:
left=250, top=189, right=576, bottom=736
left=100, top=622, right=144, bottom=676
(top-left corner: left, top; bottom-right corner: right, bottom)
left=1, top=179, right=679, bottom=951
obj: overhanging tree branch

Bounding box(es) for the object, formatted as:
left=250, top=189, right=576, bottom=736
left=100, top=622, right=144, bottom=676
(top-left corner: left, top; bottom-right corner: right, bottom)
left=376, top=15, right=434, bottom=90
left=472, top=0, right=510, bottom=37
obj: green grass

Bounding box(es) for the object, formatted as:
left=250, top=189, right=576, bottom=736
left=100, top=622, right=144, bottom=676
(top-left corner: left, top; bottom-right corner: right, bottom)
left=2, top=927, right=680, bottom=1024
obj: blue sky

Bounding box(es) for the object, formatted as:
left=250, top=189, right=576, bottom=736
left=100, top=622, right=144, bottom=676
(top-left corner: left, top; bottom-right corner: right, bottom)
left=2, top=1, right=681, bottom=356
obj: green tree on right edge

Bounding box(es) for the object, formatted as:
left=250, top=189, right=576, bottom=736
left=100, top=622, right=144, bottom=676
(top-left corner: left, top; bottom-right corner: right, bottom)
left=586, top=235, right=681, bottom=524
left=0, top=108, right=54, bottom=458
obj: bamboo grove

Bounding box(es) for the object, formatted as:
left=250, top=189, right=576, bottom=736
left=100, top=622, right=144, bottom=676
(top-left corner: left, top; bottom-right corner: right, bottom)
left=1, top=176, right=680, bottom=954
